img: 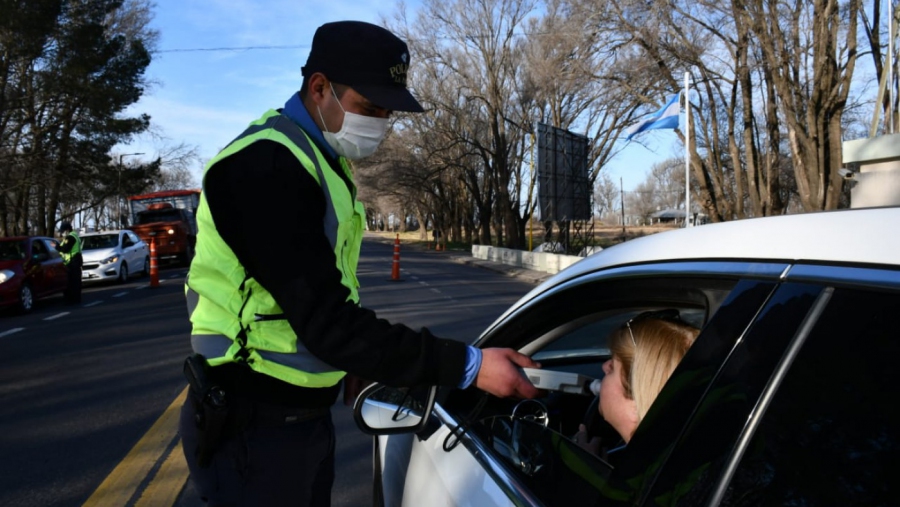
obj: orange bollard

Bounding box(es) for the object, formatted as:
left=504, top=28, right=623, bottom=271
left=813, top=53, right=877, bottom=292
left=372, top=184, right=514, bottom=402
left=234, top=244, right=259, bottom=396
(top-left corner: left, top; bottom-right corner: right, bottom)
left=149, top=238, right=159, bottom=288
left=390, top=234, right=401, bottom=281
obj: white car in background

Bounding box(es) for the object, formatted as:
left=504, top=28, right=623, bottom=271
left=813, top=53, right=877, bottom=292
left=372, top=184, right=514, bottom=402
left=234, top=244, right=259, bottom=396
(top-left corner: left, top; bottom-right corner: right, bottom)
left=81, top=230, right=149, bottom=283
left=354, top=206, right=900, bottom=507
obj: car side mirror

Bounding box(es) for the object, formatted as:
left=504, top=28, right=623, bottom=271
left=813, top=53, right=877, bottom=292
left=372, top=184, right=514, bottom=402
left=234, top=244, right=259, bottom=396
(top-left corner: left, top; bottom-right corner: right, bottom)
left=353, top=383, right=437, bottom=436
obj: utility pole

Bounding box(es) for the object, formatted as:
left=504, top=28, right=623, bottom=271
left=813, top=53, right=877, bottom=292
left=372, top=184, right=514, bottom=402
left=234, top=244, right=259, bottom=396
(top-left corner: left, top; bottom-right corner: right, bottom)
left=117, top=153, right=144, bottom=229
left=620, top=177, right=626, bottom=240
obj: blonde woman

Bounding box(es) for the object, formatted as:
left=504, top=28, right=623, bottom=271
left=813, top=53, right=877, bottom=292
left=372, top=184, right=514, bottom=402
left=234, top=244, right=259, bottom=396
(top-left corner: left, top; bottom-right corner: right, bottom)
left=576, top=311, right=699, bottom=450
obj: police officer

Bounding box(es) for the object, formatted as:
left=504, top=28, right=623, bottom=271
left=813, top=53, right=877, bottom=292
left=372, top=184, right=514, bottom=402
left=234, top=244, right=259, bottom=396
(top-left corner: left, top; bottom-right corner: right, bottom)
left=57, top=221, right=83, bottom=305
left=179, top=21, right=540, bottom=507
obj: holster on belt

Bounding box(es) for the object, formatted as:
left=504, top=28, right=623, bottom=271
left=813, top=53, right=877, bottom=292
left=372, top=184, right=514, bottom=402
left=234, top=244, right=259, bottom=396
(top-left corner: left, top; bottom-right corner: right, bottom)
left=183, top=354, right=230, bottom=468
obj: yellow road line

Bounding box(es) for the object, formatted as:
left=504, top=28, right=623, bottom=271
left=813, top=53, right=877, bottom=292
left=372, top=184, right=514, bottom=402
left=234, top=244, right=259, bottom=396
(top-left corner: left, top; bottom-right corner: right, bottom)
left=134, top=439, right=189, bottom=507
left=83, top=387, right=189, bottom=507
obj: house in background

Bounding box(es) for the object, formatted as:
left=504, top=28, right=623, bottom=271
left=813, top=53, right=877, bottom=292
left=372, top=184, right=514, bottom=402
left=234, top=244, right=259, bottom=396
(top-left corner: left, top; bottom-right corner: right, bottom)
left=650, top=209, right=709, bottom=226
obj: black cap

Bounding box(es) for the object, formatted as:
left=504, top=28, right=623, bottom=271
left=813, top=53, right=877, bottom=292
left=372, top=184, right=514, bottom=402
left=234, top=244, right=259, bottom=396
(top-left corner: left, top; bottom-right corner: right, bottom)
left=59, top=222, right=72, bottom=233
left=302, top=21, right=424, bottom=113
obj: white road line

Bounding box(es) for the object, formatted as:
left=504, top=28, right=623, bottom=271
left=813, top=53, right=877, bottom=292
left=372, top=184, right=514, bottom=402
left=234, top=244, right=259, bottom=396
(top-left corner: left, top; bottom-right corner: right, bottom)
left=410, top=276, right=419, bottom=280
left=113, top=292, right=129, bottom=298
left=418, top=281, right=428, bottom=286
left=43, top=312, right=70, bottom=321
left=137, top=285, right=148, bottom=290
left=84, top=301, right=103, bottom=307
left=0, top=328, right=24, bottom=338
left=430, top=288, right=441, bottom=294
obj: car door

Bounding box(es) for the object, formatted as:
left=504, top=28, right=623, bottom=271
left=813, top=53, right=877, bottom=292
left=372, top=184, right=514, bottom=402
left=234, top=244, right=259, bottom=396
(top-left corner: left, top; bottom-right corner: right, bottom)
left=127, top=231, right=147, bottom=269
left=379, top=261, right=786, bottom=507
left=27, top=239, right=56, bottom=296
left=120, top=231, right=138, bottom=274
left=40, top=238, right=68, bottom=291
left=641, top=264, right=900, bottom=506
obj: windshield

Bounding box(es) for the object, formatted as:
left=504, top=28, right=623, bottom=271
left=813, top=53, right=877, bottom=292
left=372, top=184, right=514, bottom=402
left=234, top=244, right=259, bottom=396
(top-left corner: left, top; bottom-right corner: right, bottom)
left=0, top=240, right=26, bottom=261
left=136, top=210, right=181, bottom=224
left=82, top=234, right=119, bottom=250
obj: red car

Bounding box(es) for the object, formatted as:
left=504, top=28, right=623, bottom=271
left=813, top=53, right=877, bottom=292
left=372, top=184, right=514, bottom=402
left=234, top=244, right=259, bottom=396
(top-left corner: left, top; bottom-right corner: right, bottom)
left=0, top=236, right=69, bottom=313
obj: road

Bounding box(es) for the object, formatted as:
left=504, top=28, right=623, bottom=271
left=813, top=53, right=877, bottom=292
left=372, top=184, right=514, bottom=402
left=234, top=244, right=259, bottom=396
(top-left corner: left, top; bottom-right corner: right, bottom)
left=0, top=237, right=542, bottom=507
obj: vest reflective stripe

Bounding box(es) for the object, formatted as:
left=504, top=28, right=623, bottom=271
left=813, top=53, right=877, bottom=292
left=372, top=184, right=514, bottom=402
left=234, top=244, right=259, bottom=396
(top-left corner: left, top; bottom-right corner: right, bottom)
left=189, top=332, right=340, bottom=374
left=186, top=109, right=363, bottom=388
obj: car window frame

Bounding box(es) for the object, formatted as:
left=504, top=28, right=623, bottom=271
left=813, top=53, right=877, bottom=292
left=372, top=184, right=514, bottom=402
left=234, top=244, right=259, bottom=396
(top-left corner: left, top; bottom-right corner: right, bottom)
left=439, top=261, right=790, bottom=507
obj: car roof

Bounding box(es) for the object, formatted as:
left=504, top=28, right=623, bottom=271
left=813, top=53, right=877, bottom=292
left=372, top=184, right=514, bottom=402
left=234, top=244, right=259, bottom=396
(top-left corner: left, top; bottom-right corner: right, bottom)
left=0, top=236, right=52, bottom=242
left=548, top=206, right=900, bottom=286
left=81, top=230, right=126, bottom=236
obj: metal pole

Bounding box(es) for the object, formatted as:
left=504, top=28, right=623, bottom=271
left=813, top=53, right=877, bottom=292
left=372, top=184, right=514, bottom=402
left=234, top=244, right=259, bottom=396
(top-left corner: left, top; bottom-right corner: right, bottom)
left=117, top=153, right=144, bottom=229
left=620, top=177, right=625, bottom=239
left=529, top=132, right=535, bottom=251
left=888, top=0, right=894, bottom=134
left=684, top=71, right=692, bottom=227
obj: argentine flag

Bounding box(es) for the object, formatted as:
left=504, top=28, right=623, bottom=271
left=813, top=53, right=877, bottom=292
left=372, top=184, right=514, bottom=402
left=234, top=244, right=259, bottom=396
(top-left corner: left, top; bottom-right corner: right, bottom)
left=625, top=94, right=681, bottom=141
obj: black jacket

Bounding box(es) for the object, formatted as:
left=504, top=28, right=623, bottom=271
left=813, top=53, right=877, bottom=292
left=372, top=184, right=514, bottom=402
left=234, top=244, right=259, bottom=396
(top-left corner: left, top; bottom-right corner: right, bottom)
left=203, top=131, right=467, bottom=405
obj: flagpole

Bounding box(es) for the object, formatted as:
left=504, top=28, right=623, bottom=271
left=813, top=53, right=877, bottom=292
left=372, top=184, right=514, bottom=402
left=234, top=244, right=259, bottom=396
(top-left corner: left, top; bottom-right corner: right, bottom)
left=684, top=71, right=691, bottom=227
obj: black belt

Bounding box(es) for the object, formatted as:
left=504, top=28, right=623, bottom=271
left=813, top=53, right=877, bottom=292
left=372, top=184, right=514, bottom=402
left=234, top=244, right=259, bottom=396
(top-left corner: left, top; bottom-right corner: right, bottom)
left=209, top=363, right=341, bottom=408
left=248, top=399, right=330, bottom=427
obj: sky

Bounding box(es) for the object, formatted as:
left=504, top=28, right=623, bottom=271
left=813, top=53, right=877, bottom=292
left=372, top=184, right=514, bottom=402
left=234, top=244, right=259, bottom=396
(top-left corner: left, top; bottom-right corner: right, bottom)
left=119, top=0, right=674, bottom=193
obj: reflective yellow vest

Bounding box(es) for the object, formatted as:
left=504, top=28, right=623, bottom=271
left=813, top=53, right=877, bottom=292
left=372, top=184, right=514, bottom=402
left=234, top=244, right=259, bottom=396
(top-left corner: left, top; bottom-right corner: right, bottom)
left=61, top=231, right=82, bottom=265
left=185, top=110, right=365, bottom=388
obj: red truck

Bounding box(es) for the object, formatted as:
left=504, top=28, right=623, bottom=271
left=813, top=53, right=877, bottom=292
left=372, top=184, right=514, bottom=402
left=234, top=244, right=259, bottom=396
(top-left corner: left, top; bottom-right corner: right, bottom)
left=127, top=189, right=200, bottom=266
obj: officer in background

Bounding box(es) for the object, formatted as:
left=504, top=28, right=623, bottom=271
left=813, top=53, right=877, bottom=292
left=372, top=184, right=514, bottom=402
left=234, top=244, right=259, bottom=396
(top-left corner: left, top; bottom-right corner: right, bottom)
left=57, top=221, right=82, bottom=305
left=179, top=20, right=540, bottom=507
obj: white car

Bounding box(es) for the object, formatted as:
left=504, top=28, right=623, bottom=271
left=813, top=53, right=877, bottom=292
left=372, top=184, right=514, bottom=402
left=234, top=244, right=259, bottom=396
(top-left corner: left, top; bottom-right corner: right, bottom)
left=354, top=207, right=900, bottom=507
left=81, top=230, right=150, bottom=283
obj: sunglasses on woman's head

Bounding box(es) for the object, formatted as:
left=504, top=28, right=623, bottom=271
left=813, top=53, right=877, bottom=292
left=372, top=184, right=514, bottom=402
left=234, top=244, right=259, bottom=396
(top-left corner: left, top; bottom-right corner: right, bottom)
left=623, top=309, right=684, bottom=348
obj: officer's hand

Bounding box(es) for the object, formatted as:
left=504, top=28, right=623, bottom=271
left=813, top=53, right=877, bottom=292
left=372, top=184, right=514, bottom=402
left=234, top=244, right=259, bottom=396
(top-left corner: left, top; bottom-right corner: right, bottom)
left=475, top=348, right=541, bottom=399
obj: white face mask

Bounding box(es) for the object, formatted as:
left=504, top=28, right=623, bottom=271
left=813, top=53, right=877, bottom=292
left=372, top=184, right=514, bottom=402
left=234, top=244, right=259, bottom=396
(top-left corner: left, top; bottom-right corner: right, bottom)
left=318, top=84, right=389, bottom=159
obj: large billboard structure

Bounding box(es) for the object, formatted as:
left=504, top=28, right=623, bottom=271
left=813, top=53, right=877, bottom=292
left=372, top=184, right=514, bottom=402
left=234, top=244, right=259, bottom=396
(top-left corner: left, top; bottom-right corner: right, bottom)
left=535, top=123, right=594, bottom=255
left=536, top=123, right=591, bottom=222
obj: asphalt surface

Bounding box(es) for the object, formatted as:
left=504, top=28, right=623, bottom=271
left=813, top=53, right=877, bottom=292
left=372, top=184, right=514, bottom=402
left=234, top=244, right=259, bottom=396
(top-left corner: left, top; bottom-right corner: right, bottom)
left=367, top=233, right=553, bottom=285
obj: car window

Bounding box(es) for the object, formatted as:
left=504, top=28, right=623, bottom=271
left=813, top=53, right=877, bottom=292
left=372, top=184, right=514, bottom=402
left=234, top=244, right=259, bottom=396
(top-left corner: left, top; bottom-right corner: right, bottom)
left=127, top=231, right=141, bottom=244
left=0, top=241, right=25, bottom=261
left=442, top=274, right=751, bottom=507
left=42, top=239, right=61, bottom=259
left=122, top=234, right=134, bottom=247
left=598, top=279, right=783, bottom=506
left=31, top=239, right=50, bottom=261
left=640, top=282, right=829, bottom=506
left=82, top=234, right=119, bottom=250
left=716, top=287, right=900, bottom=506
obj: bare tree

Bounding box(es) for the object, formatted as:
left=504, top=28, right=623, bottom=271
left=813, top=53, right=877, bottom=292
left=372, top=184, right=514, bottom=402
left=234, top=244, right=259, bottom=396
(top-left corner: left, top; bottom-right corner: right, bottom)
left=594, top=172, right=619, bottom=221
left=740, top=0, right=860, bottom=211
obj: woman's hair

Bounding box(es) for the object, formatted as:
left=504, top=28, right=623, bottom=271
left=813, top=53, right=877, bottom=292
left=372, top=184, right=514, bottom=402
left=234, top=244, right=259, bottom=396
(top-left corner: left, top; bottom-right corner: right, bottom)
left=608, top=314, right=699, bottom=422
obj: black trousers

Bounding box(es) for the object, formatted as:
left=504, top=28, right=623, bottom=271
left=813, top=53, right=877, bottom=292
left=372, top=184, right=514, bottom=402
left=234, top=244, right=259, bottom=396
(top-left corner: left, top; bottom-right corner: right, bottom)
left=64, top=256, right=82, bottom=304
left=179, top=396, right=335, bottom=507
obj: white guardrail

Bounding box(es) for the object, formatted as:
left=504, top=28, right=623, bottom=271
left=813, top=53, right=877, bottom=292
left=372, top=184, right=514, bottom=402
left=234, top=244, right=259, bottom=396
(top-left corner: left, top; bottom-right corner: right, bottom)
left=471, top=245, right=596, bottom=275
